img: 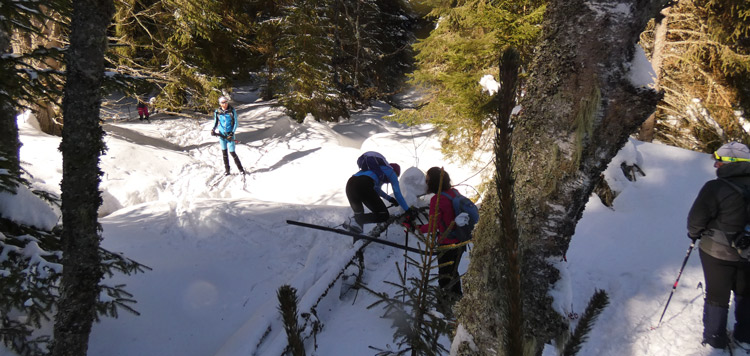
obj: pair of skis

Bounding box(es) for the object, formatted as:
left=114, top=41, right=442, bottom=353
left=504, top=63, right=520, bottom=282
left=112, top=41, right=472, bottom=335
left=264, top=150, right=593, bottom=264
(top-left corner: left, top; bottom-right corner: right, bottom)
left=208, top=171, right=247, bottom=191
left=286, top=218, right=470, bottom=255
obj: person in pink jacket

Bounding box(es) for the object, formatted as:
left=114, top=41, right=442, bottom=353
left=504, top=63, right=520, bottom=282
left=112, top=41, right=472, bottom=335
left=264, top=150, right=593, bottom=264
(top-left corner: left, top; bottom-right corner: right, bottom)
left=415, top=167, right=465, bottom=302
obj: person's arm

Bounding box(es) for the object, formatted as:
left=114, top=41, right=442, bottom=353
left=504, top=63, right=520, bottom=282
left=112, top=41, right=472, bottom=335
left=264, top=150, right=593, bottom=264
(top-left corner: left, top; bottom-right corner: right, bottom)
left=418, top=196, right=453, bottom=234
left=212, top=110, right=219, bottom=132
left=384, top=168, right=409, bottom=211
left=687, top=182, right=719, bottom=239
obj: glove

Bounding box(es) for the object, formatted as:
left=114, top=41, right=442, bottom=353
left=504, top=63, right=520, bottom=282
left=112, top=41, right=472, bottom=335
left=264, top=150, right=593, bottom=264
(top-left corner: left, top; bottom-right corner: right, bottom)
left=387, top=197, right=398, bottom=206
left=688, top=233, right=699, bottom=243
left=403, top=207, right=418, bottom=222
left=226, top=132, right=234, bottom=140
left=211, top=131, right=217, bottom=136
left=455, top=212, right=470, bottom=227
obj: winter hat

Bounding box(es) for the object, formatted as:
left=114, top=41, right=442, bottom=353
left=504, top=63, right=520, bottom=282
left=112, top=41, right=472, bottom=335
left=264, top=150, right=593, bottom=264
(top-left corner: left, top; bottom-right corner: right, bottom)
left=389, top=163, right=401, bottom=177
left=218, top=96, right=229, bottom=104
left=715, top=142, right=750, bottom=162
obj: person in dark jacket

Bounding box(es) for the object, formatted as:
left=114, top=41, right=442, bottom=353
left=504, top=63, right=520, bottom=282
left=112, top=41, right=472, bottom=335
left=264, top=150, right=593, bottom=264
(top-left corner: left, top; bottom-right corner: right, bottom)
left=414, top=167, right=465, bottom=301
left=343, top=151, right=411, bottom=234
left=211, top=96, right=245, bottom=176
left=688, top=141, right=750, bottom=349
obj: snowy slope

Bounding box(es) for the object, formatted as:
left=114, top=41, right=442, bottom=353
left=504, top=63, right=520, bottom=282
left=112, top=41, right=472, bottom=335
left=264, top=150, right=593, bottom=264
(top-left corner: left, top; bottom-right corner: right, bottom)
left=7, top=87, right=736, bottom=356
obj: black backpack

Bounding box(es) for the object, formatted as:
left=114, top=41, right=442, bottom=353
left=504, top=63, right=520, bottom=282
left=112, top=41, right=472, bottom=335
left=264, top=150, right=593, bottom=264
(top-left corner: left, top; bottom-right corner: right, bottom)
left=719, top=178, right=750, bottom=259
left=357, top=152, right=389, bottom=182
left=439, top=189, right=480, bottom=243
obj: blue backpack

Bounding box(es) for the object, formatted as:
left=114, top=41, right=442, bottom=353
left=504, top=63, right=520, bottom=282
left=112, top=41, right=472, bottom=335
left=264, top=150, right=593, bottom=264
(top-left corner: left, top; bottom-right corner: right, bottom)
left=440, top=189, right=480, bottom=242
left=357, top=152, right=389, bottom=182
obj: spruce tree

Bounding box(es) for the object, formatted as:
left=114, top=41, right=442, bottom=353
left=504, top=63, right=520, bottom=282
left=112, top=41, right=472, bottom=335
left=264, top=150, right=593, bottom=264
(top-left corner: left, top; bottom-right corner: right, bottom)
left=330, top=0, right=415, bottom=107
left=112, top=0, right=257, bottom=112
left=277, top=0, right=348, bottom=122
left=51, top=0, right=115, bottom=353
left=395, top=0, right=545, bottom=160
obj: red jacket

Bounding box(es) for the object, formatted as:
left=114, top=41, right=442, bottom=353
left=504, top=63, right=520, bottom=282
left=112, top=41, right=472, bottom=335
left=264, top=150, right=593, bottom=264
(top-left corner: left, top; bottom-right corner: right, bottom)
left=418, top=189, right=458, bottom=245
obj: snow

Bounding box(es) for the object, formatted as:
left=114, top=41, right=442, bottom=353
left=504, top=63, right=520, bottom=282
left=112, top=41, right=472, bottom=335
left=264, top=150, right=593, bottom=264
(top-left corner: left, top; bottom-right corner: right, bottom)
left=479, top=75, right=500, bottom=95
left=627, top=44, right=657, bottom=88
left=3, top=86, right=735, bottom=355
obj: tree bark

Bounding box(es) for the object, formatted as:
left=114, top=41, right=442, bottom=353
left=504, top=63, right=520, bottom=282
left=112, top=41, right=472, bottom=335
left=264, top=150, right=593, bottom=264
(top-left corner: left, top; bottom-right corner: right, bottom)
left=455, top=0, right=666, bottom=354
left=12, top=6, right=65, bottom=136
left=51, top=0, right=114, bottom=355
left=0, top=22, right=21, bottom=178
left=638, top=7, right=670, bottom=142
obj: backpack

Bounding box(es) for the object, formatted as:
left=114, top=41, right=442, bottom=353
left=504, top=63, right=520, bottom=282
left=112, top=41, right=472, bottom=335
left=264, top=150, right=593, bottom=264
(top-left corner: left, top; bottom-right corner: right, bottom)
left=357, top=152, right=389, bottom=182
left=719, top=178, right=750, bottom=259
left=440, top=188, right=480, bottom=242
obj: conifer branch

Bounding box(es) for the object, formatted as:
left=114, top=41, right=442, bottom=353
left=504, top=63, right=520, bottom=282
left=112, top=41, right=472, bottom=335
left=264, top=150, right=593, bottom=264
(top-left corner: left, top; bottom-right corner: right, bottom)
left=562, top=289, right=609, bottom=356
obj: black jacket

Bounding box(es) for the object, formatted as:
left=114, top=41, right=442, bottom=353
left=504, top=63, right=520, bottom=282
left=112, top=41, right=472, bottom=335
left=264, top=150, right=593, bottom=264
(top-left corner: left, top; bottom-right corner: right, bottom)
left=688, top=161, right=750, bottom=261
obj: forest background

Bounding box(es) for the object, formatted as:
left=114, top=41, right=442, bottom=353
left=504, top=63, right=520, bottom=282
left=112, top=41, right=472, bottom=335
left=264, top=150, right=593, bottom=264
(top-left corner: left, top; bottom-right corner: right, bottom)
left=0, top=0, right=749, bottom=355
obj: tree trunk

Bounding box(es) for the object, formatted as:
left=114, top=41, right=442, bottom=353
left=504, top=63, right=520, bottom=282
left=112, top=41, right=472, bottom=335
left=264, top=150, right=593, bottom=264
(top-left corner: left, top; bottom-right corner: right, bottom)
left=0, top=23, right=20, bottom=179
left=51, top=0, right=114, bottom=355
left=638, top=7, right=670, bottom=142
left=455, top=0, right=666, bottom=355
left=13, top=6, right=65, bottom=136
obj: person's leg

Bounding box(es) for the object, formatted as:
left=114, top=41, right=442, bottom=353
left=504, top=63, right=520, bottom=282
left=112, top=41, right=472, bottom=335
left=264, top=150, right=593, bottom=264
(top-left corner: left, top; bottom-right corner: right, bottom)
left=734, top=261, right=750, bottom=342
left=222, top=149, right=230, bottom=175
left=700, top=249, right=733, bottom=348
left=438, top=247, right=464, bottom=297
left=360, top=189, right=388, bottom=224
left=345, top=176, right=367, bottom=215
left=228, top=142, right=244, bottom=174
left=344, top=175, right=387, bottom=229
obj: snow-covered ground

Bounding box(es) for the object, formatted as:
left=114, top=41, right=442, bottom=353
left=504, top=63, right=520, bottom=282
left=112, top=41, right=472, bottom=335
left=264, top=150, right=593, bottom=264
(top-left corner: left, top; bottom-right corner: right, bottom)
left=5, top=87, right=737, bottom=355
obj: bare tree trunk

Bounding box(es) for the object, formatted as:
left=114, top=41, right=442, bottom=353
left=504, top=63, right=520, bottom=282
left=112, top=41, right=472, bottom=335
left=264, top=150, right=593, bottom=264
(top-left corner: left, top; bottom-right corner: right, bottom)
left=51, top=0, right=114, bottom=355
left=0, top=23, right=20, bottom=177
left=638, top=7, right=670, bottom=142
left=12, top=6, right=65, bottom=136
left=455, top=0, right=666, bottom=355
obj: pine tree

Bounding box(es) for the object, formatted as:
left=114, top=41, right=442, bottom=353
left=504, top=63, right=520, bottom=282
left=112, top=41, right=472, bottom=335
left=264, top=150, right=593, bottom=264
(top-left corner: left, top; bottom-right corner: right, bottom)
left=330, top=0, right=415, bottom=107
left=51, top=0, right=116, bottom=354
left=364, top=224, right=454, bottom=355
left=254, top=0, right=288, bottom=101
left=277, top=0, right=348, bottom=122
left=394, top=0, right=545, bottom=160
left=112, top=0, right=257, bottom=112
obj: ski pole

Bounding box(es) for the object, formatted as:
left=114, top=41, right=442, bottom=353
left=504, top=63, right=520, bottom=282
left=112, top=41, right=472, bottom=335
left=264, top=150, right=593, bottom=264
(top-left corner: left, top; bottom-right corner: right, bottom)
left=653, top=240, right=695, bottom=329
left=403, top=229, right=409, bottom=302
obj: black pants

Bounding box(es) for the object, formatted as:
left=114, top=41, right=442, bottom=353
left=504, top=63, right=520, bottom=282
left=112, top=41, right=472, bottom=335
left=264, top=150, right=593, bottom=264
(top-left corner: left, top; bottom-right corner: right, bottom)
left=222, top=149, right=245, bottom=174
left=700, top=249, right=750, bottom=345
left=345, top=175, right=388, bottom=225
left=438, top=245, right=465, bottom=297
left=700, top=249, right=750, bottom=307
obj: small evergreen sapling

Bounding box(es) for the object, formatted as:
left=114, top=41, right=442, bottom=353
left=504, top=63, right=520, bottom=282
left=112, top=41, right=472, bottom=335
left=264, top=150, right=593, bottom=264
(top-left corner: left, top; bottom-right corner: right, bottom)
left=364, top=173, right=460, bottom=356
left=278, top=284, right=306, bottom=356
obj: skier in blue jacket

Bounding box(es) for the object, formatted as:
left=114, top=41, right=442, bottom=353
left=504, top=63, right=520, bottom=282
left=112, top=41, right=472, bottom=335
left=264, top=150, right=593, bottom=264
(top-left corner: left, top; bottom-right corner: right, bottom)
left=343, top=151, right=412, bottom=233
left=211, top=96, right=245, bottom=175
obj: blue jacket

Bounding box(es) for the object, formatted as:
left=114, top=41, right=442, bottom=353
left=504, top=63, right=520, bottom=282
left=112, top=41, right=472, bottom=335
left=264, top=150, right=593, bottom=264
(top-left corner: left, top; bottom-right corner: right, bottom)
left=213, top=106, right=238, bottom=135
left=354, top=165, right=409, bottom=212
